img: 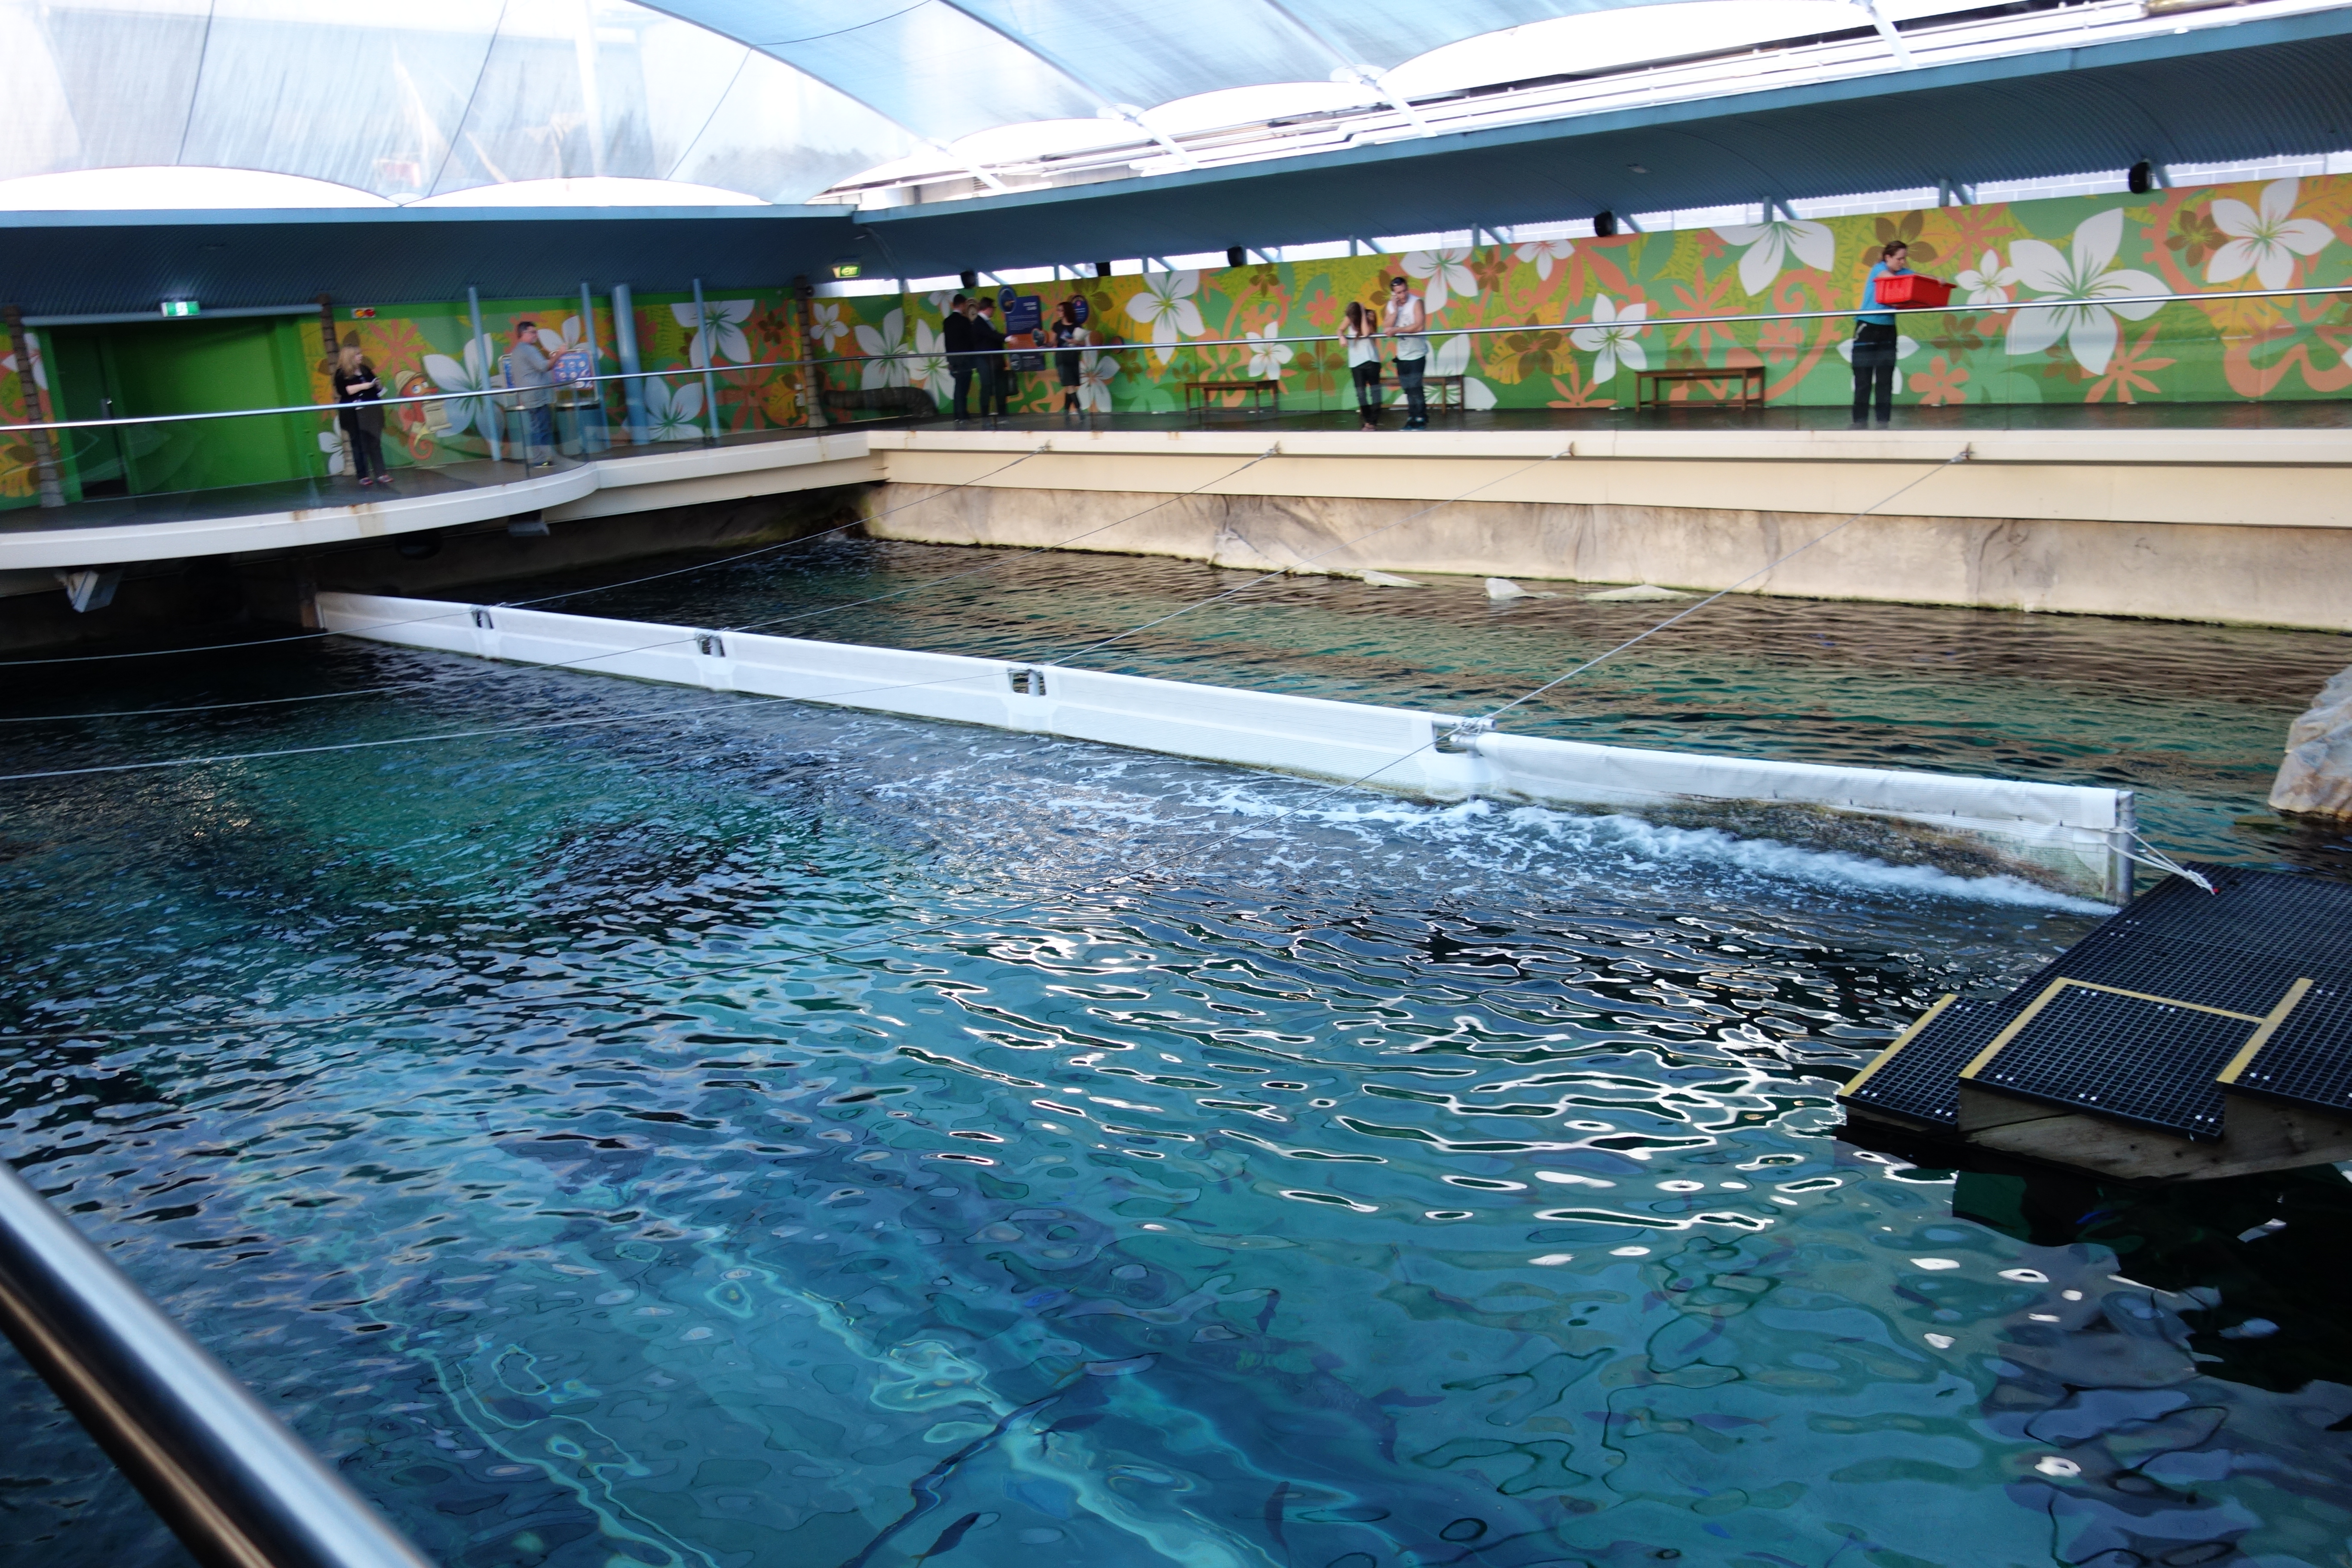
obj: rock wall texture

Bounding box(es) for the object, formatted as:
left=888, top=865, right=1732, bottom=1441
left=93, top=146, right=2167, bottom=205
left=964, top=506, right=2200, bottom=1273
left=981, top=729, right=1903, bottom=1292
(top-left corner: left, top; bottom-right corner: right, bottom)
left=2271, top=668, right=2352, bottom=820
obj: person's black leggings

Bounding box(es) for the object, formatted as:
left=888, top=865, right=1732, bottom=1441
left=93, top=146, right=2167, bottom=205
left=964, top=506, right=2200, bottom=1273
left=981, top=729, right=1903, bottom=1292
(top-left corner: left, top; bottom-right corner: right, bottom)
left=950, top=368, right=974, bottom=420
left=1851, top=322, right=1898, bottom=424
left=1351, top=361, right=1381, bottom=420
left=977, top=361, right=1005, bottom=418
left=349, top=426, right=386, bottom=481
left=1396, top=357, right=1427, bottom=425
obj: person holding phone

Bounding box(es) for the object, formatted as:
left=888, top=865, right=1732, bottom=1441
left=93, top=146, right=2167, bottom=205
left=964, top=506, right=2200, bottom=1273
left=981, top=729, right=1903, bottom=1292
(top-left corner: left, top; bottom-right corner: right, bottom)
left=333, top=338, right=389, bottom=489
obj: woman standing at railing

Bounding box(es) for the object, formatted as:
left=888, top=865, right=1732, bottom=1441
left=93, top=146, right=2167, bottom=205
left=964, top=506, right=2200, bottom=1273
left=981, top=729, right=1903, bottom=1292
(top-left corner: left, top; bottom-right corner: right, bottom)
left=333, top=338, right=390, bottom=490
left=1341, top=300, right=1381, bottom=431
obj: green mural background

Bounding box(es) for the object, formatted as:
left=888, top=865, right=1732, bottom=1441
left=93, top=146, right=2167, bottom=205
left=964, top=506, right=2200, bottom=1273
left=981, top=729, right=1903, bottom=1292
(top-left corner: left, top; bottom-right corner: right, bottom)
left=819, top=173, right=2352, bottom=416
left=5, top=172, right=2350, bottom=508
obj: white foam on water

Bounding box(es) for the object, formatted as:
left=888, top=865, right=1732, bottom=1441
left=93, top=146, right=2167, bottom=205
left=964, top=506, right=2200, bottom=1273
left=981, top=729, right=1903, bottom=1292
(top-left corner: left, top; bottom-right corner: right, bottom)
left=1187, top=786, right=2115, bottom=914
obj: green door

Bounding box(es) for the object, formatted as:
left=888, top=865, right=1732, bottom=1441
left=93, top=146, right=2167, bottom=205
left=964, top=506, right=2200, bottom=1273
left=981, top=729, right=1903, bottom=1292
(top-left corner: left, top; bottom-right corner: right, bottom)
left=50, top=317, right=319, bottom=497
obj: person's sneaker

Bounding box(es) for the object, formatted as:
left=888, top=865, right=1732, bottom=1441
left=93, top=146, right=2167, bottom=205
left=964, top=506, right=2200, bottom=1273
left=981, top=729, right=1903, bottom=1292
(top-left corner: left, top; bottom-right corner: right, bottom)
left=1874, top=420, right=1891, bottom=429
left=1848, top=418, right=1868, bottom=430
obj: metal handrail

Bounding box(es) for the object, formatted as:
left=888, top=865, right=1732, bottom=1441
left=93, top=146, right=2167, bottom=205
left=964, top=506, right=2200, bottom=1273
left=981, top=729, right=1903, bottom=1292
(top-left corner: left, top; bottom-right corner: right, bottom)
left=2, top=281, right=2346, bottom=436
left=0, top=1159, right=435, bottom=1568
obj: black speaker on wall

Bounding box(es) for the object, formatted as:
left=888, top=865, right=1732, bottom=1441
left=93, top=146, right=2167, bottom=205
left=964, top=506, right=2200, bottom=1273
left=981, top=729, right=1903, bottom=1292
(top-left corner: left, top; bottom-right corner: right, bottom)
left=1095, top=261, right=1112, bottom=278
left=2128, top=160, right=2156, bottom=194
left=1592, top=210, right=1618, bottom=238
left=1227, top=246, right=1246, bottom=268
left=959, top=270, right=978, bottom=289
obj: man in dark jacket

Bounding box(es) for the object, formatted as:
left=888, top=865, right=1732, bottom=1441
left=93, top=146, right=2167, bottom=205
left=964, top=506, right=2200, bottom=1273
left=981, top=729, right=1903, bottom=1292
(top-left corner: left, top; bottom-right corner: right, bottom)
left=941, top=294, right=974, bottom=422
left=971, top=296, right=1008, bottom=423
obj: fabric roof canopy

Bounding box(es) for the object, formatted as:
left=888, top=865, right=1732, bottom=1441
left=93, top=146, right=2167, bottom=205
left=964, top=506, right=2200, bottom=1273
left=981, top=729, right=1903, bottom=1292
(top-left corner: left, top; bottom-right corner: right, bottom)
left=0, top=0, right=1931, bottom=207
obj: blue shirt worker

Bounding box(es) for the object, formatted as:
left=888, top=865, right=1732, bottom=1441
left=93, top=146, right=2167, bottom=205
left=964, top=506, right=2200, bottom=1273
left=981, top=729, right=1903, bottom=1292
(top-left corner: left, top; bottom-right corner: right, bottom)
left=1850, top=239, right=1911, bottom=429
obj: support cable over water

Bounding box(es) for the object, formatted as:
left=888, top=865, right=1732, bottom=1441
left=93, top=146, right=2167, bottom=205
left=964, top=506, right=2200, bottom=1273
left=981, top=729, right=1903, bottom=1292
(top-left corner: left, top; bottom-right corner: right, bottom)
left=0, top=445, right=1283, bottom=768
left=0, top=444, right=1056, bottom=690
left=2, top=447, right=2037, bottom=1046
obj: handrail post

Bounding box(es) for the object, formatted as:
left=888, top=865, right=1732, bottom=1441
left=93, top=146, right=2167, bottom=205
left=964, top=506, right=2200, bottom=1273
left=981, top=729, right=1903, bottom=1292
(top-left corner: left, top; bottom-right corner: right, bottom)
left=0, top=1160, right=434, bottom=1568
left=465, top=286, right=500, bottom=462
left=611, top=283, right=646, bottom=444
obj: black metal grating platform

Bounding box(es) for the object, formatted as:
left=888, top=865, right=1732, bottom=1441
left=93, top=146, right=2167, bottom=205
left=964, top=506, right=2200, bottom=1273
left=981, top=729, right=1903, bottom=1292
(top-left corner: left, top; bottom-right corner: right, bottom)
left=1968, top=984, right=2254, bottom=1139
left=1842, top=999, right=2008, bottom=1130
left=2036, top=932, right=2309, bottom=1019
left=2105, top=865, right=2352, bottom=972
left=2230, top=983, right=2352, bottom=1115
left=1842, top=867, right=2352, bottom=1154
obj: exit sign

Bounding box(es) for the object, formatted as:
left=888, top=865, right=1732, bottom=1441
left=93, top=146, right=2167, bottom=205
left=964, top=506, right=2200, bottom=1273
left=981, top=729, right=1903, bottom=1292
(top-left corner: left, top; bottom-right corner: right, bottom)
left=160, top=299, right=201, bottom=317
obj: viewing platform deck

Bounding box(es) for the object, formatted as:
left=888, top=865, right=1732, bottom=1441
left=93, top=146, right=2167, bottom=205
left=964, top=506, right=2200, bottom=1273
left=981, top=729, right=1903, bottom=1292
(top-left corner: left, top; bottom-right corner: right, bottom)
left=6, top=401, right=2352, bottom=631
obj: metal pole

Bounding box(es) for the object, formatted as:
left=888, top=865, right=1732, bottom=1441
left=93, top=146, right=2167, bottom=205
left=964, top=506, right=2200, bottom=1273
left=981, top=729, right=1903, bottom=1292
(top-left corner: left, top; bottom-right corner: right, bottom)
left=692, top=276, right=720, bottom=446
left=2, top=306, right=65, bottom=507
left=0, top=1161, right=434, bottom=1568
left=610, top=283, right=646, bottom=444
left=579, top=280, right=605, bottom=454
left=793, top=275, right=827, bottom=430
left=465, top=285, right=500, bottom=462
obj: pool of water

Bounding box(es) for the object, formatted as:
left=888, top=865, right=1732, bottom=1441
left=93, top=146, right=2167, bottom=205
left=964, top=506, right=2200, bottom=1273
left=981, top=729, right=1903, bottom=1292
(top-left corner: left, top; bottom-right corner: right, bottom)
left=3, top=546, right=2349, bottom=1568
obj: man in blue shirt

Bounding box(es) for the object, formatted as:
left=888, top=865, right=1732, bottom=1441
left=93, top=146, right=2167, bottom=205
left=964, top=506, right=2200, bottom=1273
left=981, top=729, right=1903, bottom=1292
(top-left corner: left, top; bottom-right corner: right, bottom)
left=1851, top=239, right=1911, bottom=429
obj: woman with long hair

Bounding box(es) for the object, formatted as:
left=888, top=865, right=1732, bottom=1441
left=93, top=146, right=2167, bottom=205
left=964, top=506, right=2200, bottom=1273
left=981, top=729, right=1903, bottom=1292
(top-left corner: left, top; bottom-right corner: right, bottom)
left=1341, top=299, right=1381, bottom=431
left=1052, top=297, right=1091, bottom=422
left=333, top=339, right=389, bottom=489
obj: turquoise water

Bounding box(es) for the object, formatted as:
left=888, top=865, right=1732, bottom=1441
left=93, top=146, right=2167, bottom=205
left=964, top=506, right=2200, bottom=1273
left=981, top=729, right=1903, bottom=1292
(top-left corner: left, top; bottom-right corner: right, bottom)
left=3, top=546, right=2349, bottom=1568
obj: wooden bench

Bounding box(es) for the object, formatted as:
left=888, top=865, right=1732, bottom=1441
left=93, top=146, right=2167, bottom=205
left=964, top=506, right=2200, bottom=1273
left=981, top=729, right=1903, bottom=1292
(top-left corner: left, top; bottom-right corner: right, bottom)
left=1420, top=373, right=1467, bottom=419
left=823, top=384, right=936, bottom=420
left=1634, top=364, right=1766, bottom=411
left=1186, top=380, right=1280, bottom=421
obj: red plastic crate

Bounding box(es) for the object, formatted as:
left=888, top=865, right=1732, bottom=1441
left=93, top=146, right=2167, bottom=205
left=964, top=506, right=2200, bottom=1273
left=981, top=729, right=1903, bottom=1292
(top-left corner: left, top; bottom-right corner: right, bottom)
left=1875, top=273, right=1954, bottom=308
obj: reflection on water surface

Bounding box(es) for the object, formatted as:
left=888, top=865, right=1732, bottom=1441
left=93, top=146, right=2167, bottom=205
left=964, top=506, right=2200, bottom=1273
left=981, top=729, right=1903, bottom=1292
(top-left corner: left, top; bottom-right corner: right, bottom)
left=1, top=542, right=2347, bottom=1568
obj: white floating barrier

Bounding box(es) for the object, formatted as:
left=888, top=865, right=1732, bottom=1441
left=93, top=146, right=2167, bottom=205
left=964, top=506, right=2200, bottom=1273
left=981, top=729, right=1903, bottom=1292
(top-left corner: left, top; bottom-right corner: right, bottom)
left=318, top=592, right=2135, bottom=903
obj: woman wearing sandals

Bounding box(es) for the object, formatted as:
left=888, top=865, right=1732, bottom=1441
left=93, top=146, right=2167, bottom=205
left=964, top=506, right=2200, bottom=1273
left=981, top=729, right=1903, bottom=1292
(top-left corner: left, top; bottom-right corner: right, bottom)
left=1341, top=300, right=1381, bottom=430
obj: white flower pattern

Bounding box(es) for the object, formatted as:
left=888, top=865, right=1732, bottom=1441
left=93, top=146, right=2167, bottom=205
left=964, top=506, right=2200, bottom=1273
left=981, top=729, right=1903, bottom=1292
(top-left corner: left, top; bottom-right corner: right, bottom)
left=809, top=302, right=851, bottom=352
left=1402, top=248, right=1477, bottom=315
left=1956, top=251, right=2020, bottom=307
left=1426, top=335, right=1497, bottom=409
left=1126, top=271, right=1204, bottom=365
left=854, top=309, right=915, bottom=390
left=2205, top=178, right=2334, bottom=291
left=2003, top=207, right=2166, bottom=376
left=906, top=320, right=949, bottom=399
left=1243, top=328, right=1292, bottom=380
left=1714, top=219, right=1836, bottom=296
left=672, top=298, right=754, bottom=368
left=1513, top=238, right=1575, bottom=280
left=1569, top=294, right=1649, bottom=382
left=1077, top=352, right=1119, bottom=413
left=643, top=377, right=705, bottom=441
left=421, top=337, right=499, bottom=441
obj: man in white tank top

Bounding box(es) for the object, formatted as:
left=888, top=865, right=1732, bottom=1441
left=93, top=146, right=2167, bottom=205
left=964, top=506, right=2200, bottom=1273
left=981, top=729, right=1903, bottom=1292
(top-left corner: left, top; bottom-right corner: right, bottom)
left=1383, top=276, right=1429, bottom=429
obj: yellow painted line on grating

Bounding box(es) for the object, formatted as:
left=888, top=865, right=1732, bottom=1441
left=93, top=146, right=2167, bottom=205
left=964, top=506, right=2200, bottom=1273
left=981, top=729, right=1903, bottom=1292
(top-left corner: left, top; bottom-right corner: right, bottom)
left=1958, top=978, right=2272, bottom=1082
left=1837, top=993, right=1957, bottom=1103
left=2215, top=977, right=2317, bottom=1086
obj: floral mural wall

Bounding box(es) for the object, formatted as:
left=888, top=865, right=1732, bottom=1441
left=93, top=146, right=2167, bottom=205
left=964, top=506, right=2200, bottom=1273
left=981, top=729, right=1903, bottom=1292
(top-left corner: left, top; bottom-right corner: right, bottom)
left=811, top=172, right=2352, bottom=415
left=5, top=172, right=2352, bottom=506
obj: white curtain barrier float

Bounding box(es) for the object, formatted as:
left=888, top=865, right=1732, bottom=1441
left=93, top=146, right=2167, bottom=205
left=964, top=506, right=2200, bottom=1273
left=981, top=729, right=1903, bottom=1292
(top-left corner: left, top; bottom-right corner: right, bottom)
left=318, top=593, right=2136, bottom=905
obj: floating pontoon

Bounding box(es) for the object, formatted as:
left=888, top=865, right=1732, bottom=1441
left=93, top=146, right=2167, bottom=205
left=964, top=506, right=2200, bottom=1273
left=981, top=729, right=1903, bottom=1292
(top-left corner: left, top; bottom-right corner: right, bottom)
left=1840, top=865, right=2352, bottom=1180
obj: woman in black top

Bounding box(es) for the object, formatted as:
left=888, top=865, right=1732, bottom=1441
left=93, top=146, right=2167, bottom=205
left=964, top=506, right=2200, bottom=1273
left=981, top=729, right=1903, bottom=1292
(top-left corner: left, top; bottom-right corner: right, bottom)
left=333, top=340, right=389, bottom=489
left=1051, top=298, right=1090, bottom=421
